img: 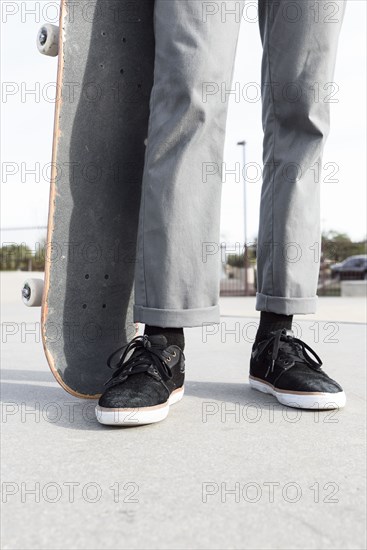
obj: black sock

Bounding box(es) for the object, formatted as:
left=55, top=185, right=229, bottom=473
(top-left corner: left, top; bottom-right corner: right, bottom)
left=144, top=325, right=185, bottom=351
left=254, top=312, right=293, bottom=347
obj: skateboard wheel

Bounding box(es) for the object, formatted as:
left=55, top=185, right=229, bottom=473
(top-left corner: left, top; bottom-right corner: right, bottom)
left=22, top=278, right=44, bottom=307
left=37, top=24, right=59, bottom=56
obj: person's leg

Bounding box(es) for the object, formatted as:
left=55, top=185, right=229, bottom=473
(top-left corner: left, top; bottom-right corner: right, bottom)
left=251, top=0, right=346, bottom=409
left=256, top=0, right=346, bottom=316
left=133, top=0, right=243, bottom=329
left=96, top=1, right=243, bottom=425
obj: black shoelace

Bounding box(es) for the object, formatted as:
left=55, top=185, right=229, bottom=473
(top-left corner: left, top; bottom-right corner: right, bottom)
left=105, top=335, right=174, bottom=387
left=259, top=329, right=323, bottom=378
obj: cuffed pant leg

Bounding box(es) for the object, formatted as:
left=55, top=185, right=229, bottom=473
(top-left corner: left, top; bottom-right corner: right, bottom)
left=134, top=0, right=243, bottom=327
left=256, top=0, right=346, bottom=315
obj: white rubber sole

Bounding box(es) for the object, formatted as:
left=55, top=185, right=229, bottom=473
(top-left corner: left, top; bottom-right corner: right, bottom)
left=95, top=386, right=184, bottom=426
left=249, top=376, right=346, bottom=410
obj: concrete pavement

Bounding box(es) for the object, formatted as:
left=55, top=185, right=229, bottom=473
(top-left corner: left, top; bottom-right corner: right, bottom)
left=1, top=272, right=366, bottom=549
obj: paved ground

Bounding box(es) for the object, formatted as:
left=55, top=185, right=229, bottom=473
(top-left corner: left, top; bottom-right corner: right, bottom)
left=1, top=273, right=366, bottom=549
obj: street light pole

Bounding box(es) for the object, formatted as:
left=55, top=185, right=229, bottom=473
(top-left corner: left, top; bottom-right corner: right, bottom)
left=237, top=140, right=248, bottom=296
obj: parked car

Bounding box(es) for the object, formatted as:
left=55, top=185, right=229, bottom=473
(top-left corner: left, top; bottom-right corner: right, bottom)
left=330, top=255, right=367, bottom=280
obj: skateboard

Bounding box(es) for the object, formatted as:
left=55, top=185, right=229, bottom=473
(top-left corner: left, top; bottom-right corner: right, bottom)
left=22, top=0, right=155, bottom=398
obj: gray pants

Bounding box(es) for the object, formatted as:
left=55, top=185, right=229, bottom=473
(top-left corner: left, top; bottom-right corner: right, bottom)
left=133, top=0, right=346, bottom=327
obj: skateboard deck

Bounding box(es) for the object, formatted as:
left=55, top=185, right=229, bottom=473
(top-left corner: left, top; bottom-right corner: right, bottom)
left=41, top=0, right=155, bottom=397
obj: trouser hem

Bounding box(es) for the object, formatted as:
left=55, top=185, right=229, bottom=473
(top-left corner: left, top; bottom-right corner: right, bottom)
left=256, top=293, right=318, bottom=315
left=133, top=304, right=220, bottom=328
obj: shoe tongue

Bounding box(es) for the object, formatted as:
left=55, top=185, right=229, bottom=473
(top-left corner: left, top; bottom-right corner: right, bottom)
left=146, top=334, right=168, bottom=346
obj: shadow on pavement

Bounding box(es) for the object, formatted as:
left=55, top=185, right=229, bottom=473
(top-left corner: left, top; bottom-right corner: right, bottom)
left=1, top=368, right=318, bottom=432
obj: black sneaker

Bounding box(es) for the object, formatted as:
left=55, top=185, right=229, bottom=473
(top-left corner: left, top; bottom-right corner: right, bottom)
left=95, top=334, right=185, bottom=426
left=249, top=329, right=346, bottom=409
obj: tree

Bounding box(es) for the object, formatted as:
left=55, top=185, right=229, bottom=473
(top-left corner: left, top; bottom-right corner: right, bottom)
left=321, top=231, right=366, bottom=262
left=0, top=241, right=45, bottom=271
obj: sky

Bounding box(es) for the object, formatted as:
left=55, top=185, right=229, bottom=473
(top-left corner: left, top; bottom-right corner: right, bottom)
left=1, top=0, right=366, bottom=250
